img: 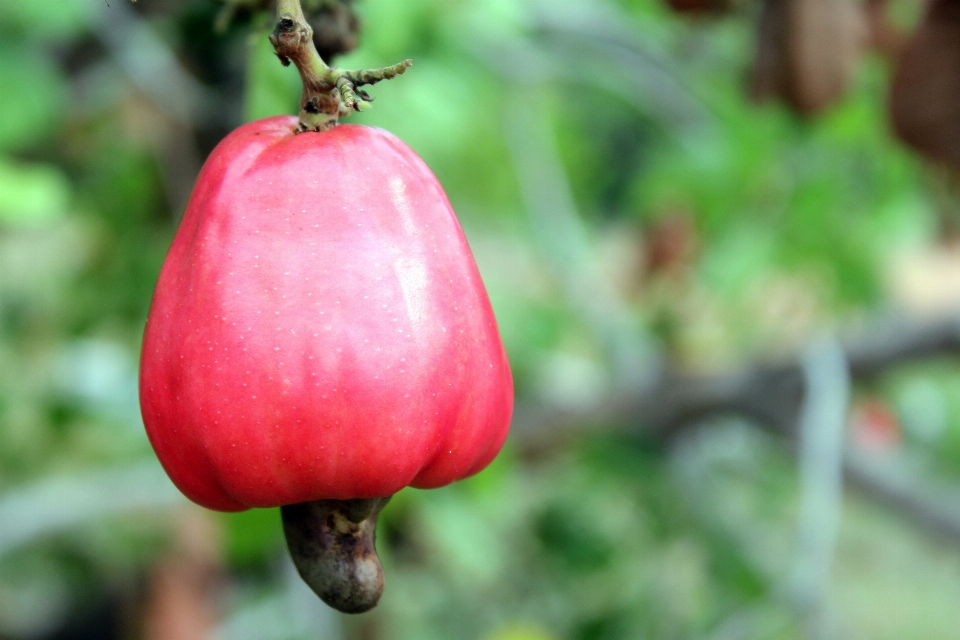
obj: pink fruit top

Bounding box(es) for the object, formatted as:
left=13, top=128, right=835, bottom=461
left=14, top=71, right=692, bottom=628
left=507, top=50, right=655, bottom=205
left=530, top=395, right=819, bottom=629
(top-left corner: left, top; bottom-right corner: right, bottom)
left=139, top=116, right=513, bottom=512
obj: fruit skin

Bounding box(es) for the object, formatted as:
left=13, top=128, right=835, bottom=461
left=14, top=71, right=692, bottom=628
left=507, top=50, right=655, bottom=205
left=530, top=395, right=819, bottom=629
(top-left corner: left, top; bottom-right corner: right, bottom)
left=139, top=116, right=513, bottom=512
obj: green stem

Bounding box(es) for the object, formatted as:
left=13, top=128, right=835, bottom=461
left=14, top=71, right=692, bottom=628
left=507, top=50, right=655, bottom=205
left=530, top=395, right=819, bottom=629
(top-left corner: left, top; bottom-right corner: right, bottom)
left=269, top=0, right=411, bottom=132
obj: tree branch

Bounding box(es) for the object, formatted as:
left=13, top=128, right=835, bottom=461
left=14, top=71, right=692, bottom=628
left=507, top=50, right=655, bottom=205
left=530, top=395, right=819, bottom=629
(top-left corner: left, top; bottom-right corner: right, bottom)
left=512, top=314, right=960, bottom=544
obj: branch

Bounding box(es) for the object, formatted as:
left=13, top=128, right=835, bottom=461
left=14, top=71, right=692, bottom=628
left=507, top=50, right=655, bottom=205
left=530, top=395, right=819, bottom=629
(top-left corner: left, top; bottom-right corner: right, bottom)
left=512, top=314, right=960, bottom=544
left=844, top=448, right=960, bottom=542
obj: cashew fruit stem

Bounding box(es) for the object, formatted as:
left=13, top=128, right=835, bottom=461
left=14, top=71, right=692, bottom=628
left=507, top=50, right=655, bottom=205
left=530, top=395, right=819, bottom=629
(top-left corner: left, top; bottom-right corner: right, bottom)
left=270, top=0, right=411, bottom=132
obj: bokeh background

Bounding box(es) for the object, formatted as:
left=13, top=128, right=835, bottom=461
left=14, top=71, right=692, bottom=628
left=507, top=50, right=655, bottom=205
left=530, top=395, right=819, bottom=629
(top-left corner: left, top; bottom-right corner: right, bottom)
left=4, top=0, right=960, bottom=638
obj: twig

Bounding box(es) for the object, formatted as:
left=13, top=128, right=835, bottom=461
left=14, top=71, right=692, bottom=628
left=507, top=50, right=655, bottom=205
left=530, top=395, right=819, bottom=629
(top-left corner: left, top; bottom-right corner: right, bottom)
left=269, top=0, right=410, bottom=131
left=787, top=338, right=849, bottom=639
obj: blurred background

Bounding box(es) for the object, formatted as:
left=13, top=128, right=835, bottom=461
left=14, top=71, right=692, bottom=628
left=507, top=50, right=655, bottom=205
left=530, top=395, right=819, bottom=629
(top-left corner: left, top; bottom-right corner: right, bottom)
left=4, top=0, right=960, bottom=638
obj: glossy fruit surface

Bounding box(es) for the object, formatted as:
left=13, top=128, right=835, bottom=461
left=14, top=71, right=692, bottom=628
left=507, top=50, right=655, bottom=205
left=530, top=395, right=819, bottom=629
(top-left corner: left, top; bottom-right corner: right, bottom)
left=139, top=116, right=513, bottom=512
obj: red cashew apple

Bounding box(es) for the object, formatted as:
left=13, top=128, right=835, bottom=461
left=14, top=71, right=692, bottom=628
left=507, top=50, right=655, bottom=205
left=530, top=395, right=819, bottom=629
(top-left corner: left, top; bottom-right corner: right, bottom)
left=139, top=116, right=513, bottom=612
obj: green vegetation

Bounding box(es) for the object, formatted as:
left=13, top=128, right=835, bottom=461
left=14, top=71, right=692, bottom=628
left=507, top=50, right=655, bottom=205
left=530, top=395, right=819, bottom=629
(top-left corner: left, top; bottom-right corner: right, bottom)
left=3, top=0, right=960, bottom=638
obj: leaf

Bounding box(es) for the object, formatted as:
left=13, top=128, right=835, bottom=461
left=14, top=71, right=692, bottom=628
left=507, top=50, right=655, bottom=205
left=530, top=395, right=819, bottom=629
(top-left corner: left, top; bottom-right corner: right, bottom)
left=0, top=0, right=91, bottom=39
left=751, top=0, right=868, bottom=115
left=890, top=0, right=960, bottom=170
left=0, top=158, right=70, bottom=228
left=0, top=47, right=67, bottom=151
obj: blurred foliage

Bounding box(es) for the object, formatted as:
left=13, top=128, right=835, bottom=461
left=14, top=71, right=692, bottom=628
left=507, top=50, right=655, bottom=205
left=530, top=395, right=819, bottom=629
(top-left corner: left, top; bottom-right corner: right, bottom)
left=4, top=0, right=960, bottom=639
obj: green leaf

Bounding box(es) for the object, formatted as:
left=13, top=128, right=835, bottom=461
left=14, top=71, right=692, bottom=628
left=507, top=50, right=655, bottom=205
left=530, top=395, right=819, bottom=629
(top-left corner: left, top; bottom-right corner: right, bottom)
left=0, top=0, right=92, bottom=39
left=221, top=507, right=283, bottom=568
left=0, top=47, right=66, bottom=151
left=0, top=158, right=70, bottom=227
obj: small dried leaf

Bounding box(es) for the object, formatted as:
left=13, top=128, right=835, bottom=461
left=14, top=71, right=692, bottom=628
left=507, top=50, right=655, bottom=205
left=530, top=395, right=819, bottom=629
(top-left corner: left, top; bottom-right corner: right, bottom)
left=751, top=0, right=868, bottom=115
left=890, top=0, right=960, bottom=170
left=645, top=213, right=699, bottom=276
left=865, top=0, right=906, bottom=59
left=664, top=0, right=734, bottom=17
left=309, top=1, right=361, bottom=63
